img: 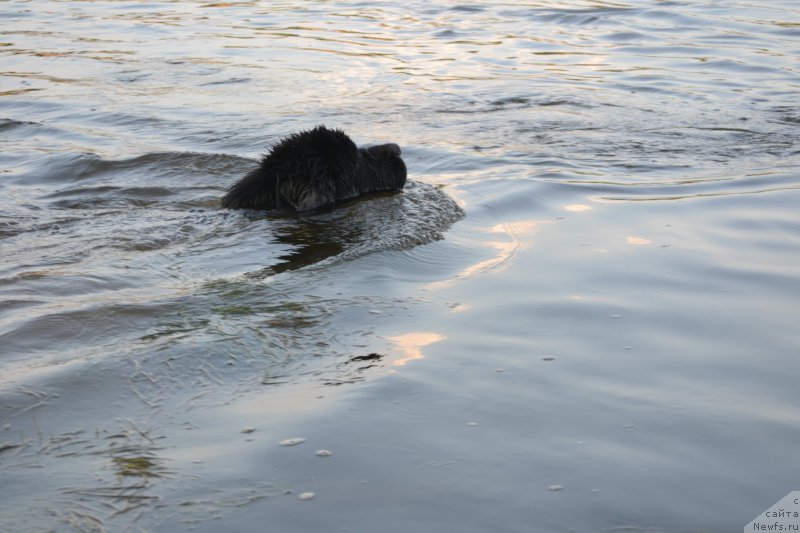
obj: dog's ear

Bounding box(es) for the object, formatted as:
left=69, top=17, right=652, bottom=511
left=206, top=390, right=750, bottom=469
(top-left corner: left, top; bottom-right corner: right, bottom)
left=273, top=162, right=336, bottom=212
left=293, top=187, right=336, bottom=212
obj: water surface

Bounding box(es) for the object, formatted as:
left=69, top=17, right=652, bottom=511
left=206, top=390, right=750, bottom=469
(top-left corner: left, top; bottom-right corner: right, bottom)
left=2, top=1, right=799, bottom=531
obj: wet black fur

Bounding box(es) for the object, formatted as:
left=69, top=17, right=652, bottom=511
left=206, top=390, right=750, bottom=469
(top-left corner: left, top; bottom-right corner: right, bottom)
left=221, top=126, right=408, bottom=212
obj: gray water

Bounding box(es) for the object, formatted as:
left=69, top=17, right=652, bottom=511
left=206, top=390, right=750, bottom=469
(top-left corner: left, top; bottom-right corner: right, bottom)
left=2, top=1, right=800, bottom=531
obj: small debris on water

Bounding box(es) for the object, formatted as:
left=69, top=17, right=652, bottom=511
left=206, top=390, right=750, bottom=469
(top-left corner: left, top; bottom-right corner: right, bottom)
left=494, top=368, right=505, bottom=372
left=349, top=353, right=383, bottom=363
left=548, top=484, right=563, bottom=492
left=279, top=437, right=306, bottom=447
left=316, top=449, right=333, bottom=457
left=542, top=356, right=556, bottom=361
left=611, top=314, right=622, bottom=319
left=241, top=427, right=256, bottom=434
left=467, top=422, right=479, bottom=427
left=298, top=492, right=315, bottom=501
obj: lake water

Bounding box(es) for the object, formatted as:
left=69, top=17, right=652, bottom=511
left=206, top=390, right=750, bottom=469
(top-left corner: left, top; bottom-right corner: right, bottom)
left=2, top=1, right=799, bottom=531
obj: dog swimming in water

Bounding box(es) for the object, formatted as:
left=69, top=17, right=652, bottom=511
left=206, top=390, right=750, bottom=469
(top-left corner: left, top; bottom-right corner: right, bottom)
left=221, top=126, right=407, bottom=212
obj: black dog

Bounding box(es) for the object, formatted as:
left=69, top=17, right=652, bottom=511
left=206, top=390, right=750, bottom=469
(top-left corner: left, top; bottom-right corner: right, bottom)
left=221, top=126, right=407, bottom=212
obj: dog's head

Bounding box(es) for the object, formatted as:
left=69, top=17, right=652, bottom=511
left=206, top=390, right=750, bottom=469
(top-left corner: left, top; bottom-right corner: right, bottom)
left=221, top=126, right=408, bottom=212
left=356, top=142, right=408, bottom=195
